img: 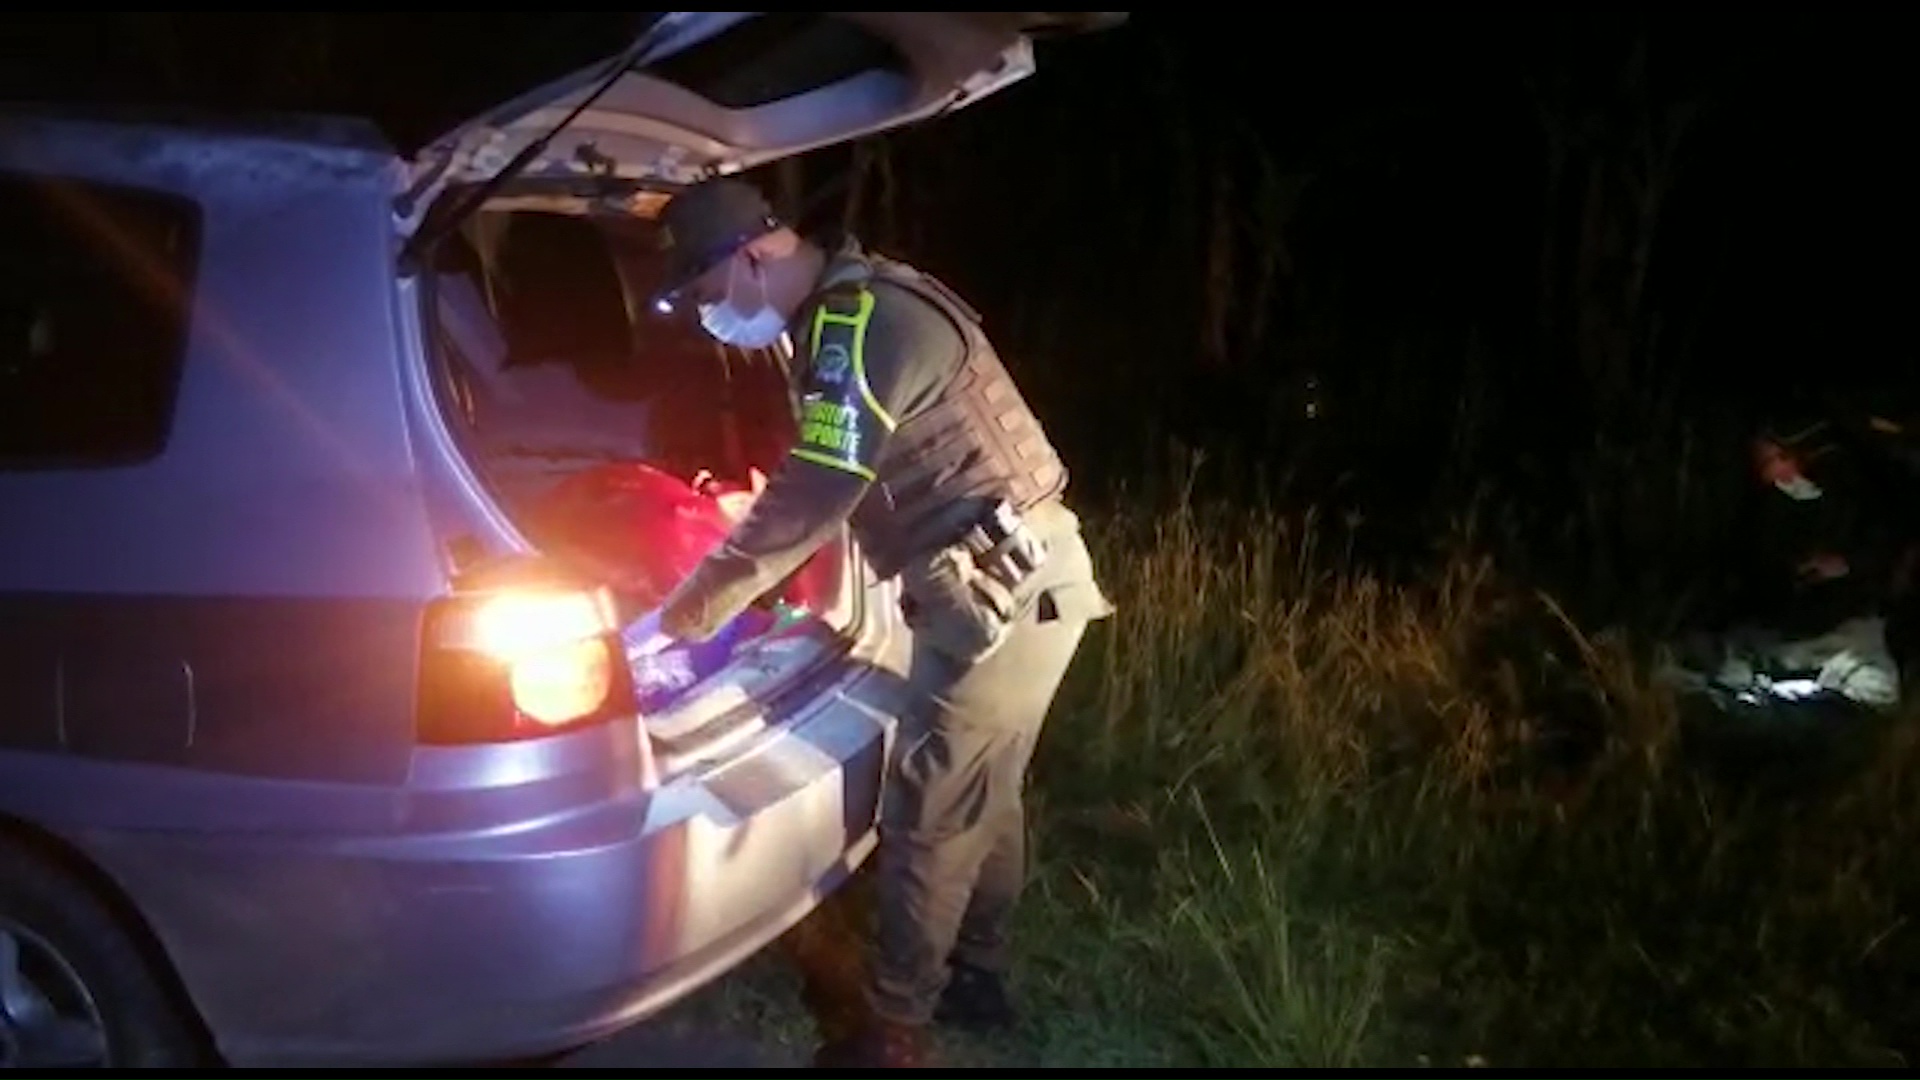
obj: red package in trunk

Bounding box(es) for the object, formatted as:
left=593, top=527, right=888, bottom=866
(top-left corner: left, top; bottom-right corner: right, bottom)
left=528, top=462, right=838, bottom=613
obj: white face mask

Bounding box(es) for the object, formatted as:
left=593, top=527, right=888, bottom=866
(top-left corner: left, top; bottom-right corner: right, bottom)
left=698, top=258, right=786, bottom=349
left=1774, top=475, right=1824, bottom=501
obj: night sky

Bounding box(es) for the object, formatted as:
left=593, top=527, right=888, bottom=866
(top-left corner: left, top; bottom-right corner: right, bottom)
left=3, top=11, right=1908, bottom=544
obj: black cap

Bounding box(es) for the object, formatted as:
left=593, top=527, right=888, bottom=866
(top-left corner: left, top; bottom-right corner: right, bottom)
left=650, top=177, right=781, bottom=313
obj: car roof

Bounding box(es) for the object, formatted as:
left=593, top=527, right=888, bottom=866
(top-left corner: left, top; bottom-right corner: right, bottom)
left=0, top=101, right=392, bottom=154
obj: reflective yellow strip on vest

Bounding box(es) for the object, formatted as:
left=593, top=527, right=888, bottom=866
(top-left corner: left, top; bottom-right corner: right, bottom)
left=809, top=289, right=896, bottom=432
left=790, top=445, right=876, bottom=481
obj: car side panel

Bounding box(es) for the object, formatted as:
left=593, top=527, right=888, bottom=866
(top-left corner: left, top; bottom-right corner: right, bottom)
left=0, top=641, right=905, bottom=1067
left=0, top=119, right=442, bottom=786
left=0, top=594, right=422, bottom=782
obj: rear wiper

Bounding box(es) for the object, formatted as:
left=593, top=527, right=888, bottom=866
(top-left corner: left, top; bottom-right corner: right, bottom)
left=400, top=12, right=685, bottom=269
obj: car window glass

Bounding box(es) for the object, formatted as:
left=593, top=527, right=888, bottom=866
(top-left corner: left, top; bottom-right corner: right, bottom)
left=0, top=173, right=200, bottom=470
left=649, top=12, right=909, bottom=109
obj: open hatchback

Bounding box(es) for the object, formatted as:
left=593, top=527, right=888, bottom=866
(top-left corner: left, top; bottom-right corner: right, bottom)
left=406, top=11, right=1126, bottom=771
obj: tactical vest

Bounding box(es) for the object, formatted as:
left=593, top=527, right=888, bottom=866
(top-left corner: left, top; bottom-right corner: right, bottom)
left=805, top=246, right=1069, bottom=576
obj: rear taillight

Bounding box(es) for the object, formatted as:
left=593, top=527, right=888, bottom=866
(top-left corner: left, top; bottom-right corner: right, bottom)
left=416, top=580, right=639, bottom=745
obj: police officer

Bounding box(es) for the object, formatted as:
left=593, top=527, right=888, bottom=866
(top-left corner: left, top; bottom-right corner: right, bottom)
left=648, top=176, right=1113, bottom=1068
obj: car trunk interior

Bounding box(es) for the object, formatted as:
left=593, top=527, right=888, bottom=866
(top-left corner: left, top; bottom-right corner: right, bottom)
left=421, top=192, right=861, bottom=766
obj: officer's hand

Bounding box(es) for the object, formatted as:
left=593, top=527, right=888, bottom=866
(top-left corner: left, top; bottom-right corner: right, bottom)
left=659, top=597, right=713, bottom=643
left=659, top=580, right=737, bottom=643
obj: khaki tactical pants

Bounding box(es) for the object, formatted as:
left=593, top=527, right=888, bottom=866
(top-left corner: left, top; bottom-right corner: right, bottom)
left=775, top=503, right=1110, bottom=1035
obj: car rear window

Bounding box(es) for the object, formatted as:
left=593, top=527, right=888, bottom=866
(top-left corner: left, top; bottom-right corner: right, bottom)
left=649, top=12, right=910, bottom=110
left=0, top=173, right=200, bottom=470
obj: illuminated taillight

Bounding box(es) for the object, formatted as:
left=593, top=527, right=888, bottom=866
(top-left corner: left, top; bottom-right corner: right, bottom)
left=416, top=581, right=638, bottom=745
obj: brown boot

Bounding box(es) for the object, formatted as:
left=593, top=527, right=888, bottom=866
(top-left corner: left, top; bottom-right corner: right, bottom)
left=811, top=1018, right=930, bottom=1069
left=777, top=881, right=878, bottom=1045
left=798, top=964, right=875, bottom=1047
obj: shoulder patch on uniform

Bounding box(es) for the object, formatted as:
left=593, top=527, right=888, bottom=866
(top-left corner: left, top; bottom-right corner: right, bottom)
left=792, top=286, right=891, bottom=481
left=813, top=340, right=851, bottom=385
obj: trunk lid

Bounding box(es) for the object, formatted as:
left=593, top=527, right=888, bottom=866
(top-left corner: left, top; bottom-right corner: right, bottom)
left=402, top=12, right=1125, bottom=214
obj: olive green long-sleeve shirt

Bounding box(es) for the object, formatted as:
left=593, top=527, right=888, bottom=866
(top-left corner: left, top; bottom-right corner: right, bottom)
left=658, top=269, right=964, bottom=641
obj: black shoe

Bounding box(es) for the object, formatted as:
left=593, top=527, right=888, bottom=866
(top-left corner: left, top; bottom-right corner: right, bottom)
left=934, top=962, right=1017, bottom=1032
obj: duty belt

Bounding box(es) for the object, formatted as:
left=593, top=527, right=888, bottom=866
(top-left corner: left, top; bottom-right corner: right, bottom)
left=957, top=498, right=1050, bottom=593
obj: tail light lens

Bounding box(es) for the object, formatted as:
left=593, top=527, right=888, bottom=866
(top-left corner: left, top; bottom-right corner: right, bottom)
left=416, top=580, right=639, bottom=745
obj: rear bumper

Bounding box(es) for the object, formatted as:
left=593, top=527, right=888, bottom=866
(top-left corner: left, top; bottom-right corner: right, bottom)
left=71, top=668, right=897, bottom=1067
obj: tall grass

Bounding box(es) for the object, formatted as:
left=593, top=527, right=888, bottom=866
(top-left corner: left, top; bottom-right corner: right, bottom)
left=1020, top=484, right=1920, bottom=1068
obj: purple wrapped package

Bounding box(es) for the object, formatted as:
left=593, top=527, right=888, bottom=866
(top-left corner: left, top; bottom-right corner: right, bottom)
left=625, top=606, right=777, bottom=712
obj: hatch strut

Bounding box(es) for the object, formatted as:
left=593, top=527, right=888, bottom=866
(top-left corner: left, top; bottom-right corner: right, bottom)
left=399, top=13, right=685, bottom=269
